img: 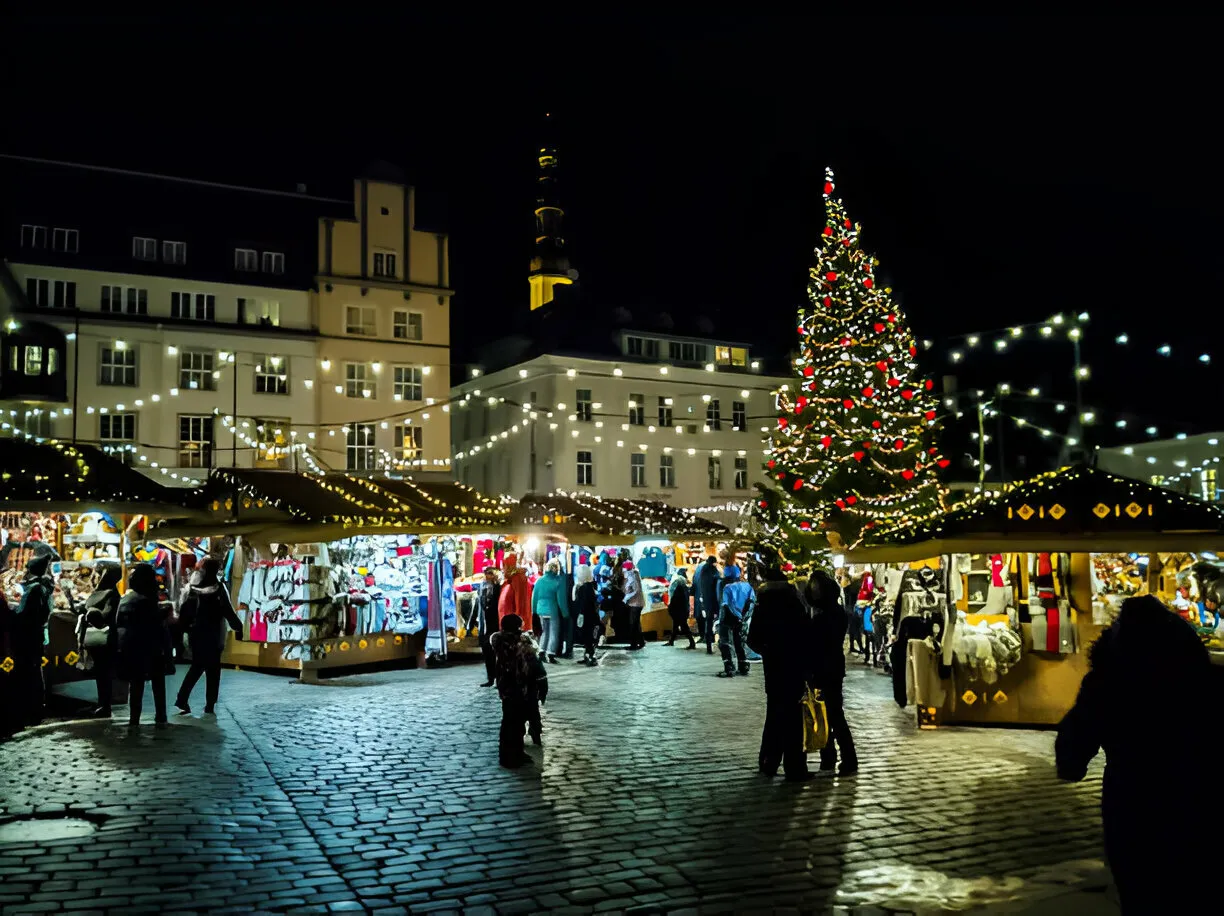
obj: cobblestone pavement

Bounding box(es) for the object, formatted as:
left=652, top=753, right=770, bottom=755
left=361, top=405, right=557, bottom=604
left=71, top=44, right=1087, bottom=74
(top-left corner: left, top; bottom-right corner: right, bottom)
left=0, top=646, right=1114, bottom=915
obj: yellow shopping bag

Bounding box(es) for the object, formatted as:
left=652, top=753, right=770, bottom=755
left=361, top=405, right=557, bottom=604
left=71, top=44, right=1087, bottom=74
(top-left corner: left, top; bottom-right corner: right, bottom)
left=801, top=686, right=829, bottom=753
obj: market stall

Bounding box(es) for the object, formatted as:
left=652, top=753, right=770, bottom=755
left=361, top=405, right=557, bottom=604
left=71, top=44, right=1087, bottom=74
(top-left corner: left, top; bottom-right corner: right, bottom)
left=846, top=465, right=1224, bottom=727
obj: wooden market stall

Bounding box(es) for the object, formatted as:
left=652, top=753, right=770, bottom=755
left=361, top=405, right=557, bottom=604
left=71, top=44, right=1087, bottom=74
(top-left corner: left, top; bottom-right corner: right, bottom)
left=847, top=465, right=1224, bottom=727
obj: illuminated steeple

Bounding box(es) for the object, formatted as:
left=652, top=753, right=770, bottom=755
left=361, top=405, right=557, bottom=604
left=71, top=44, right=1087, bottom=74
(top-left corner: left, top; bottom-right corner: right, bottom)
left=529, top=112, right=574, bottom=311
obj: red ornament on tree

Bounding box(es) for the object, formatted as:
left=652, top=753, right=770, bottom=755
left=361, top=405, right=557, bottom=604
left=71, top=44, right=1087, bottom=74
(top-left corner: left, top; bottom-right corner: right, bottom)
left=843, top=399, right=855, bottom=410
left=843, top=218, right=851, bottom=228
left=841, top=337, right=852, bottom=346
left=845, top=495, right=857, bottom=506
left=823, top=296, right=832, bottom=307
left=822, top=225, right=833, bottom=236
left=924, top=379, right=934, bottom=390
left=820, top=435, right=832, bottom=448
left=937, top=459, right=950, bottom=469
left=799, top=520, right=812, bottom=531
left=876, top=360, right=887, bottom=371
left=909, top=345, right=917, bottom=356
left=826, top=271, right=838, bottom=282
left=852, top=451, right=865, bottom=461
left=766, top=459, right=776, bottom=469
left=863, top=278, right=874, bottom=289
left=824, top=182, right=833, bottom=195
left=862, top=386, right=874, bottom=398
left=803, top=365, right=814, bottom=377
left=758, top=500, right=769, bottom=509
left=871, top=420, right=882, bottom=429
left=792, top=479, right=804, bottom=491
left=862, top=441, right=872, bottom=449
left=887, top=377, right=900, bottom=387
left=901, top=389, right=914, bottom=400
left=873, top=322, right=885, bottom=333
left=894, top=438, right=905, bottom=450
left=835, top=498, right=846, bottom=509
left=778, top=417, right=789, bottom=429
left=887, top=313, right=896, bottom=323
left=924, top=410, right=936, bottom=421
left=901, top=469, right=915, bottom=481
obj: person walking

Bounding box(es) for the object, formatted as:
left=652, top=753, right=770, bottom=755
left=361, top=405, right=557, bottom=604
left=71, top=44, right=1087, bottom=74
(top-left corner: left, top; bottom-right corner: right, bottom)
left=666, top=568, right=696, bottom=649
left=81, top=565, right=123, bottom=718
left=477, top=567, right=503, bottom=687
left=805, top=569, right=858, bottom=775
left=572, top=564, right=600, bottom=666
left=716, top=565, right=755, bottom=678
left=748, top=563, right=815, bottom=781
left=839, top=569, right=864, bottom=657
left=1056, top=595, right=1212, bottom=913
left=693, top=555, right=720, bottom=654
left=11, top=554, right=55, bottom=727
left=115, top=563, right=173, bottom=730
left=497, top=553, right=533, bottom=633
left=531, top=558, right=570, bottom=664
left=490, top=614, right=549, bottom=768
left=622, top=560, right=646, bottom=650
left=174, top=558, right=244, bottom=716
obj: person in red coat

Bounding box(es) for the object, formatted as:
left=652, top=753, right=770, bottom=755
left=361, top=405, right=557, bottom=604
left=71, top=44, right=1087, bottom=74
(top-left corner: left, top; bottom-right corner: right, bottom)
left=497, top=553, right=533, bottom=632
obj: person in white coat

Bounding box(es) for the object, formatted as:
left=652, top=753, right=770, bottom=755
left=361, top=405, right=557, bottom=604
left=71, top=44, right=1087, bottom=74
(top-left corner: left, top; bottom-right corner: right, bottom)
left=622, top=560, right=646, bottom=650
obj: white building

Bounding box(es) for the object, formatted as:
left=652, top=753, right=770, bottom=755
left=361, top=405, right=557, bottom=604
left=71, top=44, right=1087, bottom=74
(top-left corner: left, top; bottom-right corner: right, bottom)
left=451, top=332, right=789, bottom=523
left=1096, top=432, right=1223, bottom=504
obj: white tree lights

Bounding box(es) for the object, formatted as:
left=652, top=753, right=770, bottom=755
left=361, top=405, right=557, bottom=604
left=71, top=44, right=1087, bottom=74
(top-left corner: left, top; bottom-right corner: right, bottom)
left=754, top=168, right=947, bottom=561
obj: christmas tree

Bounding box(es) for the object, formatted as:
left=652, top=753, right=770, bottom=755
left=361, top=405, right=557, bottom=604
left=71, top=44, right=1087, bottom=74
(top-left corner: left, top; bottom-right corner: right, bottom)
left=755, top=168, right=947, bottom=563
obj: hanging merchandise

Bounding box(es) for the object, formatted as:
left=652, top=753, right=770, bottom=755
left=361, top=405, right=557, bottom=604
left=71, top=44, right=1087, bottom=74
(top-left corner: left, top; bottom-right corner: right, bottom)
left=637, top=545, right=668, bottom=580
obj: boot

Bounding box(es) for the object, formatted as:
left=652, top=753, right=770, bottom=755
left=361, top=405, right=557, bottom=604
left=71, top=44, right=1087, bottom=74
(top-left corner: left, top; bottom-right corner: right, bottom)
left=665, top=639, right=675, bottom=647
left=686, top=638, right=697, bottom=650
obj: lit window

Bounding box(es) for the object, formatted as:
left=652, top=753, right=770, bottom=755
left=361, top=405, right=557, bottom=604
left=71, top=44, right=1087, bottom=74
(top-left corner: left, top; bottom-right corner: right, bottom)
left=100, top=414, right=136, bottom=464
left=253, top=419, right=290, bottom=468
left=628, top=393, right=644, bottom=426
left=345, top=362, right=375, bottom=399
left=255, top=356, right=289, bottom=395
left=347, top=423, right=376, bottom=470
left=239, top=298, right=280, bottom=326
left=395, top=426, right=423, bottom=466
left=178, top=415, right=214, bottom=468
left=180, top=350, right=216, bottom=391
left=23, top=346, right=43, bottom=376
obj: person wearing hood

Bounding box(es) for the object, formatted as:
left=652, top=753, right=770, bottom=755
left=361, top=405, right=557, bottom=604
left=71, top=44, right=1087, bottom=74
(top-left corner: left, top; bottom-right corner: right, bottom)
left=477, top=567, right=503, bottom=687
left=531, top=558, right=570, bottom=664
left=174, top=557, right=244, bottom=715
left=805, top=569, right=857, bottom=775
left=10, top=553, right=55, bottom=726
left=81, top=565, right=123, bottom=718
left=692, top=555, right=720, bottom=654
left=717, top=565, right=755, bottom=678
left=1056, top=595, right=1212, bottom=912
left=115, top=563, right=173, bottom=728
left=490, top=614, right=549, bottom=767
left=747, top=563, right=816, bottom=780
left=572, top=564, right=601, bottom=666
left=497, top=553, right=533, bottom=633
left=622, top=560, right=647, bottom=650
left=666, top=568, right=696, bottom=649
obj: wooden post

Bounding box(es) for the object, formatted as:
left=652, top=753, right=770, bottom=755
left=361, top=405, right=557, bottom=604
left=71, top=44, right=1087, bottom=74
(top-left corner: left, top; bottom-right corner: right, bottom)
left=119, top=513, right=129, bottom=593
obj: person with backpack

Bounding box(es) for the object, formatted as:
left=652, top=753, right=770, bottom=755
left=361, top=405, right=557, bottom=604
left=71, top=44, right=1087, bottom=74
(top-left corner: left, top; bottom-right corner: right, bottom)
left=491, top=614, right=549, bottom=767
left=174, top=557, right=244, bottom=716
left=716, top=565, right=755, bottom=678
left=80, top=565, right=123, bottom=718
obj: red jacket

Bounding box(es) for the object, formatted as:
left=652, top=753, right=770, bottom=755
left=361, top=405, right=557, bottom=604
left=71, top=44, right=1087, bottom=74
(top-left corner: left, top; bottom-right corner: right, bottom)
left=498, top=566, right=533, bottom=631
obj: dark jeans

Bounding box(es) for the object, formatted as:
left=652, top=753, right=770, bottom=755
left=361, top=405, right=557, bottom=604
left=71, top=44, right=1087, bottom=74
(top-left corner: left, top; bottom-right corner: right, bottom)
left=627, top=607, right=643, bottom=648
left=759, top=690, right=807, bottom=777
left=479, top=633, right=496, bottom=681
left=583, top=617, right=602, bottom=660
left=93, top=649, right=114, bottom=711
left=718, top=609, right=747, bottom=673
left=178, top=658, right=222, bottom=710
left=499, top=697, right=529, bottom=767
left=668, top=616, right=695, bottom=645
left=13, top=652, right=45, bottom=726
left=817, top=681, right=857, bottom=769
left=128, top=672, right=168, bottom=725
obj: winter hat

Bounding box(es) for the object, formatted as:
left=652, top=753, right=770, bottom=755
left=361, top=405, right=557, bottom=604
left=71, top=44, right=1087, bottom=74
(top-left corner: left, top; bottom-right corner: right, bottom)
left=501, top=613, right=523, bottom=632
left=25, top=553, right=52, bottom=578
left=621, top=560, right=635, bottom=570
left=704, top=555, right=718, bottom=566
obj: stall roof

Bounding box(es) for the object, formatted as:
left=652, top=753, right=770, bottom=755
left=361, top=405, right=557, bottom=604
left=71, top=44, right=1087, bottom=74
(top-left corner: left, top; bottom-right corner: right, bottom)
left=0, top=438, right=194, bottom=514
left=849, top=465, right=1224, bottom=561
left=513, top=492, right=730, bottom=544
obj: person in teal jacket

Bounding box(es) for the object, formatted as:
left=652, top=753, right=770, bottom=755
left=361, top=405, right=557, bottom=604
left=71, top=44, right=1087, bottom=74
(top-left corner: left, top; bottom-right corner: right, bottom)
left=531, top=558, right=570, bottom=664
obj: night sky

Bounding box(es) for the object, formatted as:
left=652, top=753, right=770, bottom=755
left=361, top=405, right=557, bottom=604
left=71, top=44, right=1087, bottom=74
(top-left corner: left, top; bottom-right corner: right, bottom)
left=9, top=14, right=1222, bottom=462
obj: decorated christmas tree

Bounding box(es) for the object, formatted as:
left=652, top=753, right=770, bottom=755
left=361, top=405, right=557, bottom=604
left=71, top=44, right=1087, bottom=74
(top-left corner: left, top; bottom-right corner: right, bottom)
left=755, top=168, right=947, bottom=563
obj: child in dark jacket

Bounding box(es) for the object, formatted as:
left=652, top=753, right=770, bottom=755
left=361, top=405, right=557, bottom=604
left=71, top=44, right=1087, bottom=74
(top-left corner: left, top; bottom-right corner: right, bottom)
left=490, top=614, right=549, bottom=768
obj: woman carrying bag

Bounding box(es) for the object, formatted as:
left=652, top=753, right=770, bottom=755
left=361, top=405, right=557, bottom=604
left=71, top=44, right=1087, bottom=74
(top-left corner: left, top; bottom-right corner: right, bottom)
left=175, top=557, right=244, bottom=715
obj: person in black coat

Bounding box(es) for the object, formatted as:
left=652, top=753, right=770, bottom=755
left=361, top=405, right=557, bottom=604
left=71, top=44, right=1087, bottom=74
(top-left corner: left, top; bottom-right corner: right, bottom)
left=174, top=557, right=244, bottom=715
left=666, top=569, right=696, bottom=649
left=805, top=569, right=857, bottom=776
left=81, top=565, right=122, bottom=717
left=11, top=554, right=55, bottom=727
left=477, top=567, right=503, bottom=687
left=572, top=564, right=601, bottom=665
left=116, top=563, right=173, bottom=728
left=692, top=555, right=720, bottom=654
left=747, top=565, right=815, bottom=781
left=1056, top=595, right=1212, bottom=913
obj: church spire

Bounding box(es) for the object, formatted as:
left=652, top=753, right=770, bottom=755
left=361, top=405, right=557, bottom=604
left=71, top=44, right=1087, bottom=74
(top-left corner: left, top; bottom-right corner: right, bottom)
left=529, top=112, right=574, bottom=311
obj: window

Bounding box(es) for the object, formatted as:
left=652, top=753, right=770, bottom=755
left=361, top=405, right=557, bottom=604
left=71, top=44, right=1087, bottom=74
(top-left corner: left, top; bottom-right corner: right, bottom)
left=171, top=291, right=216, bottom=321
left=347, top=423, right=376, bottom=470
left=345, top=362, right=375, bottom=399
left=628, top=393, right=644, bottom=426
left=395, top=425, right=423, bottom=465
left=373, top=251, right=397, bottom=278
left=630, top=452, right=647, bottom=488
left=132, top=236, right=157, bottom=261
left=708, top=456, right=722, bottom=490
left=735, top=456, right=749, bottom=490
left=255, top=355, right=289, bottom=395
left=19, top=411, right=52, bottom=439
left=345, top=305, right=376, bottom=336
left=576, top=388, right=593, bottom=422
left=20, top=225, right=47, bottom=248
left=178, top=415, right=214, bottom=468
left=261, top=251, right=285, bottom=274
left=162, top=240, right=187, bottom=265
left=660, top=454, right=676, bottom=488
left=51, top=228, right=79, bottom=253
left=239, top=298, right=280, bottom=326
left=23, top=345, right=44, bottom=376
left=99, top=346, right=137, bottom=386
left=577, top=450, right=593, bottom=486
left=393, top=365, right=422, bottom=401
left=26, top=278, right=74, bottom=308
left=253, top=420, right=290, bottom=468
left=666, top=341, right=707, bottom=364
left=101, top=285, right=148, bottom=315
left=706, top=398, right=721, bottom=431
left=180, top=350, right=216, bottom=391
left=733, top=400, right=747, bottom=430
left=645, top=339, right=660, bottom=358
left=626, top=336, right=643, bottom=356
left=234, top=248, right=258, bottom=271
left=393, top=310, right=423, bottom=341
left=658, top=396, right=672, bottom=427
left=715, top=346, right=748, bottom=368
left=100, top=413, right=136, bottom=463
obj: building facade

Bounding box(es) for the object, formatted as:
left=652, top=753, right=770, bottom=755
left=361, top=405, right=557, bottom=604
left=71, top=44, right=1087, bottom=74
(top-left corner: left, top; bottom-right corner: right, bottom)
left=0, top=157, right=453, bottom=481
left=450, top=333, right=787, bottom=519
left=1096, top=432, right=1223, bottom=504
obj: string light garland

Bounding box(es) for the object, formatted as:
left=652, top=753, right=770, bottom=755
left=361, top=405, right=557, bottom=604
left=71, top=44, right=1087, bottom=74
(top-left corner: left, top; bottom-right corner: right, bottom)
left=516, top=491, right=729, bottom=540
left=753, top=168, right=948, bottom=565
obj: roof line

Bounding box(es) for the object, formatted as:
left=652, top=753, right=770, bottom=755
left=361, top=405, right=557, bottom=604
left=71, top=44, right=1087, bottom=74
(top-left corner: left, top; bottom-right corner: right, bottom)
left=0, top=153, right=351, bottom=205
